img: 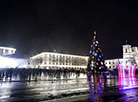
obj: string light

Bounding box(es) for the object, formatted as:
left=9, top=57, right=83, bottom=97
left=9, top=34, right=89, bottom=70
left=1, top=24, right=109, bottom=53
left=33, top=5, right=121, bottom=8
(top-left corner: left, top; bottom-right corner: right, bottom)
left=88, top=31, right=106, bottom=72
left=93, top=47, right=95, bottom=49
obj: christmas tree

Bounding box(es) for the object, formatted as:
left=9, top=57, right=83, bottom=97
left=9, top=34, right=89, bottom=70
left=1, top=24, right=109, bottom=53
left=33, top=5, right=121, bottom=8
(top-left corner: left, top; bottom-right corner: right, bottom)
left=87, top=31, right=106, bottom=73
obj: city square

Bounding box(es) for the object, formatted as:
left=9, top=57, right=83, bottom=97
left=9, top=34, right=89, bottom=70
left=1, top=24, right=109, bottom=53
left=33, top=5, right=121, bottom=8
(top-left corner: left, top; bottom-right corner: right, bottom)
left=1, top=0, right=138, bottom=102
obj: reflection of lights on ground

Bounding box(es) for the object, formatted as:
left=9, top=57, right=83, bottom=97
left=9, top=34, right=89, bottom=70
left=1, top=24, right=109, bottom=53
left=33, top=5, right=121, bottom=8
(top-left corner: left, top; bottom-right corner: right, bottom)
left=118, top=77, right=138, bottom=89
left=0, top=95, right=10, bottom=99
left=88, top=74, right=103, bottom=94
left=0, top=83, right=10, bottom=88
left=0, top=83, right=11, bottom=99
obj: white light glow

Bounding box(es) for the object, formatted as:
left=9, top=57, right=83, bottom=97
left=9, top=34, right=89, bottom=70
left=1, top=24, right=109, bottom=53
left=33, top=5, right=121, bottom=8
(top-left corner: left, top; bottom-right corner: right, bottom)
left=0, top=46, right=16, bottom=51
left=0, top=57, right=27, bottom=68
left=40, top=64, right=87, bottom=68
left=31, top=52, right=89, bottom=59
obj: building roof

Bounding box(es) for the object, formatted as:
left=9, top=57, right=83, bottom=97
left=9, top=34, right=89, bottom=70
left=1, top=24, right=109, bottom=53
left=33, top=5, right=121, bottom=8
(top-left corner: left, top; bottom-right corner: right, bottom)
left=31, top=52, right=89, bottom=59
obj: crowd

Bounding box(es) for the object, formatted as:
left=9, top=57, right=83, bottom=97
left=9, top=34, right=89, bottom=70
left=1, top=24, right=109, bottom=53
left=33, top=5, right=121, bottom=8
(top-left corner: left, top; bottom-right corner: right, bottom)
left=0, top=68, right=86, bottom=81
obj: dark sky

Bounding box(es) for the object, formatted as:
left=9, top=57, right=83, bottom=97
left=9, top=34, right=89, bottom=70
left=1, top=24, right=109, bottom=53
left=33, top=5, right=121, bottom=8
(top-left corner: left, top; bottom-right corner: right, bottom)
left=0, top=0, right=138, bottom=59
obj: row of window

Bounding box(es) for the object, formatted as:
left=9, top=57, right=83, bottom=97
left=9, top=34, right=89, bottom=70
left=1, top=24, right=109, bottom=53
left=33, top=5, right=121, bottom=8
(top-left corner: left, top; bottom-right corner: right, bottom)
left=44, top=56, right=86, bottom=60
left=108, top=66, right=116, bottom=69
left=45, top=59, right=86, bottom=63
left=105, top=62, right=116, bottom=64
left=42, top=66, right=85, bottom=69
left=105, top=61, right=128, bottom=65
left=44, top=62, right=86, bottom=66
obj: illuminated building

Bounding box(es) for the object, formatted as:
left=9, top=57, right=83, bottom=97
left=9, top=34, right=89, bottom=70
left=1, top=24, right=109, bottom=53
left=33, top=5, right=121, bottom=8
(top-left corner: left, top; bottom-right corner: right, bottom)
left=104, top=44, right=138, bottom=70
left=0, top=46, right=16, bottom=56
left=0, top=46, right=27, bottom=68
left=30, top=52, right=89, bottom=69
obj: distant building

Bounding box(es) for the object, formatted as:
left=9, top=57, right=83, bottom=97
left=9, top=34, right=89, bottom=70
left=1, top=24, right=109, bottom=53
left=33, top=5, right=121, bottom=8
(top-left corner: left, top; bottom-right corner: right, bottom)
left=0, top=46, right=16, bottom=56
left=27, top=44, right=138, bottom=70
left=104, top=58, right=127, bottom=70
left=30, top=52, right=89, bottom=69
left=104, top=44, right=138, bottom=70
left=0, top=46, right=28, bottom=68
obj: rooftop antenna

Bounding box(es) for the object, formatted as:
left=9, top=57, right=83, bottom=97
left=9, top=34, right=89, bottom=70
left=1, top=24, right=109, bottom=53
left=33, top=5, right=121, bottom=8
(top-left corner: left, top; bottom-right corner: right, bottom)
left=94, top=31, right=96, bottom=35
left=125, top=40, right=128, bottom=44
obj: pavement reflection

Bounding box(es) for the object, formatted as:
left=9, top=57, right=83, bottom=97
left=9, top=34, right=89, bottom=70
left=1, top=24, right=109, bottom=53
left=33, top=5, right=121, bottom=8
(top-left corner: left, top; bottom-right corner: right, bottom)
left=0, top=73, right=138, bottom=101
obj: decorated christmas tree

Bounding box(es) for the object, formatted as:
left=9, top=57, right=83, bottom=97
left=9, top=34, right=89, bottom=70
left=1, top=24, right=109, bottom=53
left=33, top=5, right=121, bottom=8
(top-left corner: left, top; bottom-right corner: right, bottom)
left=87, top=31, right=106, bottom=73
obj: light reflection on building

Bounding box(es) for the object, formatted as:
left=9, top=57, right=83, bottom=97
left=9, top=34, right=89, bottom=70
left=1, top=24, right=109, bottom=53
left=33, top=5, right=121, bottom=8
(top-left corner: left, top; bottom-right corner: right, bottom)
left=104, top=44, right=138, bottom=70
left=30, top=52, right=88, bottom=69
left=117, top=63, right=136, bottom=78
left=117, top=62, right=138, bottom=89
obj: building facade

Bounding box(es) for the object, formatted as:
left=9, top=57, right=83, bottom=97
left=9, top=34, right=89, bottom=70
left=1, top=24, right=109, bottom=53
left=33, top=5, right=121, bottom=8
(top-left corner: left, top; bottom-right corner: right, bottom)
left=104, top=44, right=138, bottom=70
left=0, top=46, right=16, bottom=56
left=30, top=52, right=89, bottom=69
left=104, top=58, right=128, bottom=70
left=0, top=46, right=28, bottom=68
left=29, top=44, right=138, bottom=70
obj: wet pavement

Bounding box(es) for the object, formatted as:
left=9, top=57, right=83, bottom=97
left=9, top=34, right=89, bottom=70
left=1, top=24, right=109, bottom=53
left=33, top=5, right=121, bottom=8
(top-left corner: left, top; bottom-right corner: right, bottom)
left=1, top=73, right=138, bottom=102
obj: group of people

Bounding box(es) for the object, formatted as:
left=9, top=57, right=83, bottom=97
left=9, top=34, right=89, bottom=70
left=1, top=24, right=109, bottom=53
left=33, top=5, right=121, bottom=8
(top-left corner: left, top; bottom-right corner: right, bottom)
left=0, top=68, right=86, bottom=81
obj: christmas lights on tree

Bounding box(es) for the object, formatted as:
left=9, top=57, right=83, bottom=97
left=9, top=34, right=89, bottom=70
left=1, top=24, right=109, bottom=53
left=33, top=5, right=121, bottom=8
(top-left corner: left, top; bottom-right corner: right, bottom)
left=87, top=31, right=106, bottom=73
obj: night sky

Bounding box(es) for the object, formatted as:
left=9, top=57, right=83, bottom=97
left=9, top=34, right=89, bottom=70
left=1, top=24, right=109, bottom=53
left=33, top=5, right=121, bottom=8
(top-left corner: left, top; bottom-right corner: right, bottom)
left=0, top=0, right=138, bottom=59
